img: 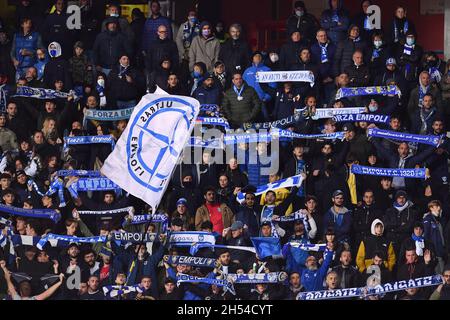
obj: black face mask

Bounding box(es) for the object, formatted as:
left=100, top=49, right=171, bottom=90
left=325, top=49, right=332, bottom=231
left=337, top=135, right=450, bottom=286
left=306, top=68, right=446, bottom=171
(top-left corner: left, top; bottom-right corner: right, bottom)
left=427, top=60, right=437, bottom=68
left=183, top=181, right=194, bottom=188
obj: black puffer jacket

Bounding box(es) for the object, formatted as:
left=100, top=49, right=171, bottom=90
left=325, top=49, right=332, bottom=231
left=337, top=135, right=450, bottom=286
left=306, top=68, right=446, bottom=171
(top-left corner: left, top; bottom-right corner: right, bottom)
left=332, top=25, right=369, bottom=76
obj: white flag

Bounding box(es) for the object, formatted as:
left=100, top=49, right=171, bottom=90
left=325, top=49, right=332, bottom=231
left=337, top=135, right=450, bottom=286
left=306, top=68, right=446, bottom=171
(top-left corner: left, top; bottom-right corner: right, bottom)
left=101, top=94, right=200, bottom=209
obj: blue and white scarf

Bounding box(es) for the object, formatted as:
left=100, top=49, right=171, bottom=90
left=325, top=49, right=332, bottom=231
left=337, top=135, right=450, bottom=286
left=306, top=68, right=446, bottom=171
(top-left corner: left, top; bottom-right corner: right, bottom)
left=77, top=206, right=134, bottom=216
left=0, top=217, right=12, bottom=226
left=188, top=137, right=224, bottom=150
left=335, top=85, right=401, bottom=100
left=0, top=203, right=61, bottom=223
left=64, top=135, right=115, bottom=153
left=37, top=233, right=107, bottom=250
left=403, top=44, right=414, bottom=56
left=236, top=174, right=304, bottom=204
left=196, top=117, right=230, bottom=129
left=256, top=71, right=315, bottom=87
left=242, top=110, right=306, bottom=130
left=111, top=231, right=157, bottom=244
left=297, top=274, right=443, bottom=300
left=103, top=284, right=143, bottom=298
left=200, top=104, right=220, bottom=117
left=227, top=272, right=288, bottom=284
left=84, top=107, right=134, bottom=121
left=164, top=255, right=218, bottom=268
left=176, top=274, right=236, bottom=295
left=9, top=234, right=41, bottom=247
left=14, top=86, right=78, bottom=100
left=29, top=178, right=66, bottom=207
left=223, top=131, right=273, bottom=145
left=123, top=213, right=168, bottom=233
left=169, top=231, right=216, bottom=247
left=310, top=107, right=366, bottom=120
left=319, top=42, right=329, bottom=63
left=57, top=170, right=101, bottom=177
left=272, top=128, right=345, bottom=140
left=68, top=177, right=122, bottom=198
left=351, top=164, right=426, bottom=179
left=333, top=113, right=390, bottom=124
left=367, top=128, right=443, bottom=147
left=289, top=242, right=327, bottom=252
left=411, top=233, right=425, bottom=256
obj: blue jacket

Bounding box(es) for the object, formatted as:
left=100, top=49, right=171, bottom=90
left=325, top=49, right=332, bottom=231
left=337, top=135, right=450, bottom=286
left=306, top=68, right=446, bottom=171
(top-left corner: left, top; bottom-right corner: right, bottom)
left=193, top=84, right=221, bottom=105
left=11, top=31, right=42, bottom=68
left=301, top=250, right=333, bottom=292
left=167, top=267, right=214, bottom=300
left=243, top=63, right=276, bottom=102
left=323, top=208, right=353, bottom=243
left=423, top=213, right=446, bottom=257
left=126, top=242, right=165, bottom=298
left=246, top=151, right=277, bottom=187
left=33, top=56, right=48, bottom=80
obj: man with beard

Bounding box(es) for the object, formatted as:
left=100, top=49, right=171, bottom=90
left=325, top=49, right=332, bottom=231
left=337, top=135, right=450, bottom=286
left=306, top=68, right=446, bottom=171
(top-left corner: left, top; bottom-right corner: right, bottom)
left=192, top=72, right=221, bottom=105
left=352, top=190, right=383, bottom=249
left=332, top=250, right=359, bottom=289
left=424, top=119, right=450, bottom=219
left=383, top=190, right=419, bottom=255
left=80, top=275, right=104, bottom=300
left=430, top=266, right=450, bottom=300
left=323, top=190, right=352, bottom=245
left=218, top=23, right=251, bottom=75
left=279, top=30, right=309, bottom=70
left=283, top=219, right=316, bottom=274
left=301, top=244, right=334, bottom=292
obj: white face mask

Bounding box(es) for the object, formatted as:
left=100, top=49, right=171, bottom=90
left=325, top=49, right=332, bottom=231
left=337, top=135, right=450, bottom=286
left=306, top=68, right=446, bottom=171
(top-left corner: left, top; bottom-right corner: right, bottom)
left=295, top=10, right=304, bottom=17
left=369, top=104, right=378, bottom=112
left=97, top=79, right=105, bottom=87
left=406, top=38, right=415, bottom=46
left=270, top=54, right=279, bottom=63
left=374, top=40, right=382, bottom=48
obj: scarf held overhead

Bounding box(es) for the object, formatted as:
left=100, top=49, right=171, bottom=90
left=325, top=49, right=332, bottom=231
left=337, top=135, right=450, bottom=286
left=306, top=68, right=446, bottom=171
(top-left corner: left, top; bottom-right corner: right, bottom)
left=256, top=71, right=315, bottom=87
left=351, top=165, right=426, bottom=179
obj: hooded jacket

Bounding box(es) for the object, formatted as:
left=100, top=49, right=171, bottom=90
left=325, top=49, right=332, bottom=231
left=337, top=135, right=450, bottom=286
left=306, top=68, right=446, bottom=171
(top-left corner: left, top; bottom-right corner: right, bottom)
left=42, top=42, right=72, bottom=90
left=323, top=206, right=352, bottom=243
left=356, top=219, right=396, bottom=272
left=320, top=0, right=350, bottom=45
left=352, top=203, right=383, bottom=244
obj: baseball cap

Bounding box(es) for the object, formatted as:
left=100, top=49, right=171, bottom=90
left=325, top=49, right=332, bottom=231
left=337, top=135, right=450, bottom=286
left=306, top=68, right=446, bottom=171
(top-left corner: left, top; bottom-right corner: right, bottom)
left=230, top=221, right=244, bottom=231
left=342, top=123, right=355, bottom=132
left=176, top=198, right=187, bottom=206
left=394, top=190, right=407, bottom=199
left=261, top=221, right=272, bottom=227
left=332, top=190, right=344, bottom=198
left=386, top=58, right=397, bottom=66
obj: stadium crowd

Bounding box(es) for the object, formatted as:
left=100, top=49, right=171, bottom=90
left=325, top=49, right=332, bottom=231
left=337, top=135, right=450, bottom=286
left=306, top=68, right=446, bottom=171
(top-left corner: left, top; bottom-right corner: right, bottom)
left=0, top=0, right=449, bottom=300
